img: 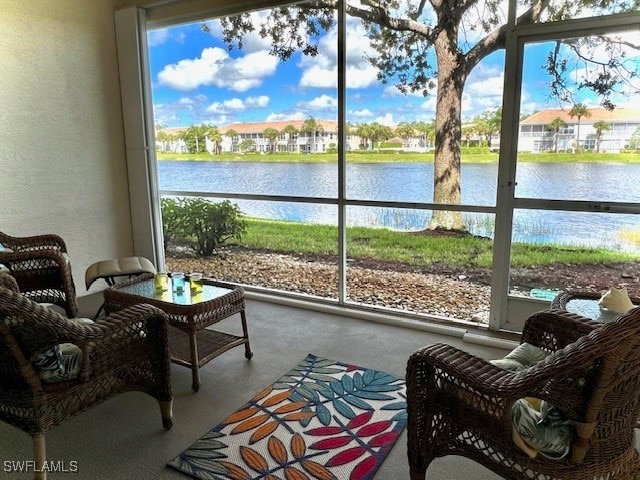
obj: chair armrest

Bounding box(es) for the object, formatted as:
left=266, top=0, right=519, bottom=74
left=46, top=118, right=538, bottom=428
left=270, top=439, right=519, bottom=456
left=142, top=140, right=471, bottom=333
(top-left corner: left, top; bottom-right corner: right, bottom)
left=552, top=290, right=640, bottom=310
left=0, top=248, right=70, bottom=268
left=77, top=304, right=170, bottom=380
left=0, top=273, right=19, bottom=291
left=407, top=341, right=594, bottom=424
left=521, top=310, right=600, bottom=352
left=0, top=232, right=67, bottom=253
left=0, top=288, right=164, bottom=349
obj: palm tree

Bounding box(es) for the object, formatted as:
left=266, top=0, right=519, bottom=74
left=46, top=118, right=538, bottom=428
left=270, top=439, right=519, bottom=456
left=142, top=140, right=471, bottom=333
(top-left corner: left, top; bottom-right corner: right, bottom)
left=263, top=127, right=279, bottom=154
left=462, top=125, right=475, bottom=148
left=239, top=138, right=255, bottom=153
left=156, top=129, right=171, bottom=152
left=474, top=108, right=502, bottom=149
left=569, top=103, right=591, bottom=153
left=412, top=120, right=436, bottom=151
left=206, top=126, right=223, bottom=154
left=282, top=124, right=299, bottom=152
left=548, top=117, right=567, bottom=153
left=182, top=124, right=209, bottom=154
left=592, top=120, right=611, bottom=153
left=301, top=117, right=323, bottom=153
left=395, top=122, right=416, bottom=147
left=367, top=123, right=393, bottom=151
left=355, top=123, right=373, bottom=150
left=225, top=128, right=238, bottom=153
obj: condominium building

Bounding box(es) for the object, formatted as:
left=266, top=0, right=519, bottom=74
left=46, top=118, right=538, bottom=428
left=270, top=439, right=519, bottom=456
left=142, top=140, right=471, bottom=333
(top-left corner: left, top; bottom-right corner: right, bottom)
left=217, top=119, right=360, bottom=154
left=518, top=106, right=640, bottom=153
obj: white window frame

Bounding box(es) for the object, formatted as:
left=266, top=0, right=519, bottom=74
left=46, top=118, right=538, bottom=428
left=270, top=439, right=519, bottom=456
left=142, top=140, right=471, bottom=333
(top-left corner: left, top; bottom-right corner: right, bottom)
left=115, top=1, right=640, bottom=333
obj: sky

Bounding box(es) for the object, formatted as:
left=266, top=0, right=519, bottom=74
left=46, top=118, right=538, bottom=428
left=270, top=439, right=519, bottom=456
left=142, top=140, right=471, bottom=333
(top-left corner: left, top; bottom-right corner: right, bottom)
left=146, top=8, right=640, bottom=130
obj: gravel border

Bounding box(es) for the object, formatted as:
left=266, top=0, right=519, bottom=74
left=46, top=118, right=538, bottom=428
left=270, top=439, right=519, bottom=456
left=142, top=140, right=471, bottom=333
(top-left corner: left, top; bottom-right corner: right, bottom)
left=165, top=249, right=491, bottom=324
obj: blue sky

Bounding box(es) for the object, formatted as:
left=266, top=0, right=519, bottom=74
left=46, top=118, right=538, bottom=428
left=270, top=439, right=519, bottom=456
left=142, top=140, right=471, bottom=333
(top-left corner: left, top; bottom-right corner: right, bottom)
left=147, top=12, right=639, bottom=129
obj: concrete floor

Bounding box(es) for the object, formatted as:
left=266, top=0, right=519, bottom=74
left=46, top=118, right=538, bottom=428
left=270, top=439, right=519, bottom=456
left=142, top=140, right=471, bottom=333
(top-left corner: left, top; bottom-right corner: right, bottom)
left=0, top=298, right=518, bottom=479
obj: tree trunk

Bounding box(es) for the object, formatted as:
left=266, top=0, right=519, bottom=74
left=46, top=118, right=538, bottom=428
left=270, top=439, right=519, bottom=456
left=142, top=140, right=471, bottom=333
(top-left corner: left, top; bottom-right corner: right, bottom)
left=428, top=30, right=466, bottom=231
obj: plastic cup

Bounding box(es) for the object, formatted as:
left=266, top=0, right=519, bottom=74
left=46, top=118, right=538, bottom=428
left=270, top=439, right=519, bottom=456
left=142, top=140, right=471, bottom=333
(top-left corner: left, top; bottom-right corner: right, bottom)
left=172, top=272, right=185, bottom=294
left=153, top=272, right=168, bottom=291
left=190, top=273, right=203, bottom=294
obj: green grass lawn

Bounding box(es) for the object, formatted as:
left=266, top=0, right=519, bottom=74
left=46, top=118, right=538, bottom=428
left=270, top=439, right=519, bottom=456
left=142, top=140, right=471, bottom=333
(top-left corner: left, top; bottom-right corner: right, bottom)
left=157, top=151, right=640, bottom=164
left=238, top=218, right=637, bottom=269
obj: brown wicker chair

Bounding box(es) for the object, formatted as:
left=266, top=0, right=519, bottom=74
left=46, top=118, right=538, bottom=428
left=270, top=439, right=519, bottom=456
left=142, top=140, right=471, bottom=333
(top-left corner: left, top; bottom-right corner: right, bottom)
left=0, top=273, right=173, bottom=480
left=406, top=309, right=640, bottom=480
left=0, top=231, right=78, bottom=317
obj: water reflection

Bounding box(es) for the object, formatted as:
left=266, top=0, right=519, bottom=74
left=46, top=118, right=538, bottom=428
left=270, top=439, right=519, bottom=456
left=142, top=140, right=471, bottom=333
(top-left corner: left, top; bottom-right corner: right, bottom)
left=158, top=161, right=640, bottom=251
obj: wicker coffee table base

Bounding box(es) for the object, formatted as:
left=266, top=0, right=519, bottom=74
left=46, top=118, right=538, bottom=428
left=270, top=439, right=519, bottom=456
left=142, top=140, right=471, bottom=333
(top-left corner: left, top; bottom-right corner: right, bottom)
left=168, top=311, right=253, bottom=392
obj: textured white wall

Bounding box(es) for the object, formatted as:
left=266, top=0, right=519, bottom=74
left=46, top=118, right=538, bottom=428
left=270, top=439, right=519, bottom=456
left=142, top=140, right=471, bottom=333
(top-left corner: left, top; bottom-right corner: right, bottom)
left=0, top=0, right=134, bottom=294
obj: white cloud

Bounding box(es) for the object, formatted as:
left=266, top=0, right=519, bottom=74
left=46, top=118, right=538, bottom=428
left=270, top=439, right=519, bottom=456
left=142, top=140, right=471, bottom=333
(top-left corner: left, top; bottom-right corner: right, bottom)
left=148, top=29, right=170, bottom=47
left=384, top=85, right=436, bottom=98
left=467, top=74, right=504, bottom=97
left=157, top=47, right=278, bottom=92
left=298, top=21, right=379, bottom=89
left=246, top=95, right=270, bottom=107
left=205, top=94, right=270, bottom=114
left=207, top=114, right=231, bottom=126
left=375, top=113, right=395, bottom=126
left=224, top=98, right=246, bottom=110
left=206, top=102, right=225, bottom=113
left=308, top=94, right=337, bottom=109
left=420, top=97, right=437, bottom=111
left=203, top=12, right=274, bottom=54
left=178, top=97, right=194, bottom=105
left=148, top=28, right=186, bottom=47
left=350, top=109, right=373, bottom=118
left=266, top=111, right=307, bottom=122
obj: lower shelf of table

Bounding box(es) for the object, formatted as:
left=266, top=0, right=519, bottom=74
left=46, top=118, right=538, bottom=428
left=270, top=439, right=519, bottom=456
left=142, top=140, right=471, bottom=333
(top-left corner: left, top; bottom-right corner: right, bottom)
left=168, top=326, right=248, bottom=368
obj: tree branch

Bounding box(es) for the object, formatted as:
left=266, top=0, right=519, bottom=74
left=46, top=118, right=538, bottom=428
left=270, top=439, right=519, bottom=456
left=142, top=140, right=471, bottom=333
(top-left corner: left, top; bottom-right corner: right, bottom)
left=310, top=0, right=436, bottom=40
left=463, top=0, right=550, bottom=78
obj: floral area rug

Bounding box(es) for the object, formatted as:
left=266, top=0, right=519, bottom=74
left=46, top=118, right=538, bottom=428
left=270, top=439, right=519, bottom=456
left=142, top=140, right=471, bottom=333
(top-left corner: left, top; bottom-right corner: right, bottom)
left=168, top=354, right=407, bottom=480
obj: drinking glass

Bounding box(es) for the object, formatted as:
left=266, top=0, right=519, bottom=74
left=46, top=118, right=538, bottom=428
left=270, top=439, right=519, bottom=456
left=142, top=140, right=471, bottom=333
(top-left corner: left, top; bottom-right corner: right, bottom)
left=190, top=273, right=203, bottom=294
left=172, top=272, right=185, bottom=294
left=153, top=272, right=169, bottom=292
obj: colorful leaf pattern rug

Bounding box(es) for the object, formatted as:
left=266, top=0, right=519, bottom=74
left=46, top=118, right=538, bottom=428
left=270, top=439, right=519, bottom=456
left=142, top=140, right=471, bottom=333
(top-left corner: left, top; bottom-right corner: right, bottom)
left=168, top=354, right=407, bottom=480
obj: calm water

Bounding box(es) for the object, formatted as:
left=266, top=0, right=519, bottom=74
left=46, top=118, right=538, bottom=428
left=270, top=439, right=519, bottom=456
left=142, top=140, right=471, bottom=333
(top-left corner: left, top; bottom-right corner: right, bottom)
left=157, top=161, right=640, bottom=250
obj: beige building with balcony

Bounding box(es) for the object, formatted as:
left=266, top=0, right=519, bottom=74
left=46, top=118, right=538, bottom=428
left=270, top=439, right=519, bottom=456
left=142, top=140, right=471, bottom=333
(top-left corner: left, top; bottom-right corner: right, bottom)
left=518, top=106, right=640, bottom=153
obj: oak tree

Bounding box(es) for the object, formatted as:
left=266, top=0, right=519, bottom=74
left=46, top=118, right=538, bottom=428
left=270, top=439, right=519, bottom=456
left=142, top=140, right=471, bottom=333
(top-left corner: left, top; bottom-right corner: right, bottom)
left=218, top=0, right=640, bottom=230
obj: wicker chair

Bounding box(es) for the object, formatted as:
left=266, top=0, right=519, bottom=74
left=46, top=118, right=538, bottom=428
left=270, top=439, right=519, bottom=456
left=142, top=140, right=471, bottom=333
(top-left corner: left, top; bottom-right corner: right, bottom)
left=0, top=231, right=78, bottom=317
left=406, top=309, right=640, bottom=480
left=0, top=273, right=173, bottom=480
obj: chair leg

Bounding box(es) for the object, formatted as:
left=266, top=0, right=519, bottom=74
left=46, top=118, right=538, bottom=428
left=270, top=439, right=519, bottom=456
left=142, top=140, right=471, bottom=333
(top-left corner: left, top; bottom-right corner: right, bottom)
left=159, top=399, right=174, bottom=430
left=33, top=434, right=46, bottom=480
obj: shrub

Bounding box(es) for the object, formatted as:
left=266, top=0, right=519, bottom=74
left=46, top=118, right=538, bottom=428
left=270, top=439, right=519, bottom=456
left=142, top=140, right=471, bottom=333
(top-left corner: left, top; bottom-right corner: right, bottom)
left=161, top=198, right=247, bottom=256
left=160, top=197, right=188, bottom=250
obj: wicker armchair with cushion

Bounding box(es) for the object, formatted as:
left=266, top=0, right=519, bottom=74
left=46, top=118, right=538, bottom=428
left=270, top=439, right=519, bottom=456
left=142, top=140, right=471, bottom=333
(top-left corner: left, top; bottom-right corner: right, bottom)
left=0, top=273, right=173, bottom=480
left=406, top=308, right=640, bottom=480
left=0, top=231, right=78, bottom=317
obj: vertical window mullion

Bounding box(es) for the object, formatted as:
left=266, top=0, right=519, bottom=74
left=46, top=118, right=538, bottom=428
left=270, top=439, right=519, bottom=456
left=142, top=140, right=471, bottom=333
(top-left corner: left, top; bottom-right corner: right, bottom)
left=337, top=0, right=347, bottom=304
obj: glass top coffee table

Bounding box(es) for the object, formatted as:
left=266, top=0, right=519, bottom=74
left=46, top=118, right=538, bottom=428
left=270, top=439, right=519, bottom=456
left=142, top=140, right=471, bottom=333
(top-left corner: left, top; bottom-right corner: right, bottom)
left=104, top=273, right=253, bottom=392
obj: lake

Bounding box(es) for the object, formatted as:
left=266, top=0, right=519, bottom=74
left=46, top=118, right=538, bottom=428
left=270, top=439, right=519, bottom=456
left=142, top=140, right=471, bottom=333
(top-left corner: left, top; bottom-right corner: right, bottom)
left=157, top=161, right=640, bottom=250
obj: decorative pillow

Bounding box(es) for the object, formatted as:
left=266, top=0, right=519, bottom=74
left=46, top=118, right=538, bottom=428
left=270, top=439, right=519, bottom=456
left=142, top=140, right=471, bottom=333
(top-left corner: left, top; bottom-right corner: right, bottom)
left=490, top=342, right=549, bottom=372
left=5, top=316, right=94, bottom=383
left=491, top=343, right=572, bottom=459
left=598, top=286, right=634, bottom=314
left=511, top=398, right=573, bottom=460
